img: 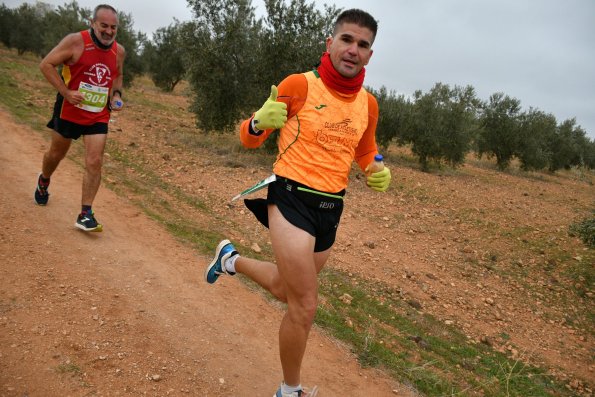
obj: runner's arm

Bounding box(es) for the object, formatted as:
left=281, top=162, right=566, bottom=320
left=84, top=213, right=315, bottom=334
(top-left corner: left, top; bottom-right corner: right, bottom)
left=110, top=43, right=126, bottom=110
left=240, top=74, right=307, bottom=148
left=39, top=33, right=85, bottom=105
left=354, top=92, right=380, bottom=171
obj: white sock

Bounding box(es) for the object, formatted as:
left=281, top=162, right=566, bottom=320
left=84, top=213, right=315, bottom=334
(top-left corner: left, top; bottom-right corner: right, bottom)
left=224, top=254, right=239, bottom=274
left=281, top=382, right=302, bottom=394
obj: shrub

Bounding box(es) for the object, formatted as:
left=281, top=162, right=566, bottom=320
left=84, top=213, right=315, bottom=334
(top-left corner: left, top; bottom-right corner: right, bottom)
left=569, top=211, right=595, bottom=248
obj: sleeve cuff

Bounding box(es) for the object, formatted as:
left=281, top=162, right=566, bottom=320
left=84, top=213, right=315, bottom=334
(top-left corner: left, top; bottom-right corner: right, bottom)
left=249, top=117, right=264, bottom=136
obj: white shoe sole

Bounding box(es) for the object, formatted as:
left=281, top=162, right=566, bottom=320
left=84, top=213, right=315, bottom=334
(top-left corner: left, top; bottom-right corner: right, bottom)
left=273, top=386, right=318, bottom=397
left=75, top=222, right=103, bottom=232
left=204, top=239, right=232, bottom=282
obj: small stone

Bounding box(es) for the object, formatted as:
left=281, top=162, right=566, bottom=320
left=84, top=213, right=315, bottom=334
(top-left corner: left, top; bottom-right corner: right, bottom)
left=407, top=299, right=422, bottom=310
left=250, top=242, right=261, bottom=253
left=339, top=293, right=353, bottom=304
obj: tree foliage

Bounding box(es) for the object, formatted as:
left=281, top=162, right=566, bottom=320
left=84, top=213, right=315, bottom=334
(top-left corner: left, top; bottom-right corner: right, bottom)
left=185, top=0, right=261, bottom=132
left=0, top=4, right=15, bottom=48
left=11, top=3, right=45, bottom=55
left=584, top=140, right=595, bottom=169
left=404, top=83, right=478, bottom=170
left=143, top=20, right=187, bottom=92
left=477, top=93, right=522, bottom=170
left=40, top=1, right=90, bottom=57
left=260, top=0, right=339, bottom=91
left=184, top=0, right=340, bottom=132
left=367, top=86, right=411, bottom=150
left=548, top=118, right=589, bottom=172
left=112, top=12, right=145, bottom=88
left=516, top=108, right=556, bottom=171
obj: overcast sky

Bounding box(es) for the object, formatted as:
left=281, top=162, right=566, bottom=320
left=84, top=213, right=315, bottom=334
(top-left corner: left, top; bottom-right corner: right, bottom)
left=5, top=0, right=595, bottom=138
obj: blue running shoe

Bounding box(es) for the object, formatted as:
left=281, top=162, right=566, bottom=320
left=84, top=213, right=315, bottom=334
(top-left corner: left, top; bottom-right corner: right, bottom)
left=274, top=385, right=318, bottom=397
left=34, top=173, right=50, bottom=205
left=75, top=211, right=103, bottom=232
left=204, top=239, right=238, bottom=284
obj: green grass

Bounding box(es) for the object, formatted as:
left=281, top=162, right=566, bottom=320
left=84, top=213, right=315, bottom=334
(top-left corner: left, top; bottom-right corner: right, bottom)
left=317, top=268, right=573, bottom=396
left=55, top=361, right=91, bottom=387
left=0, top=70, right=36, bottom=122
left=0, top=50, right=52, bottom=130
left=56, top=362, right=82, bottom=376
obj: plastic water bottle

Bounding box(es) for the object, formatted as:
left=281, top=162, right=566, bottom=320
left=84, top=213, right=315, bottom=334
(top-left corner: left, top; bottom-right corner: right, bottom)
left=366, top=154, right=385, bottom=175
left=110, top=99, right=122, bottom=123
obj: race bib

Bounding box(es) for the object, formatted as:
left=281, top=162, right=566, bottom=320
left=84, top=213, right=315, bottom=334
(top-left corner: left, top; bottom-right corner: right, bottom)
left=77, top=82, right=108, bottom=113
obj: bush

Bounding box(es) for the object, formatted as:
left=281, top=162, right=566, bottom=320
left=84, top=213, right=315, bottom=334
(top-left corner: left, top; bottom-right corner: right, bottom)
left=569, top=211, right=595, bottom=248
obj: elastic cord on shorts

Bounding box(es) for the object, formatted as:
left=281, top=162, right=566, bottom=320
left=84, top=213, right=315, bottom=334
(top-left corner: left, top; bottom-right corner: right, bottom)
left=296, top=186, right=344, bottom=200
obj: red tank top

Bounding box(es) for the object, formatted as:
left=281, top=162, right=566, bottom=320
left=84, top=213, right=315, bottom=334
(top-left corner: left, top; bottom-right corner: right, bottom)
left=59, top=30, right=118, bottom=125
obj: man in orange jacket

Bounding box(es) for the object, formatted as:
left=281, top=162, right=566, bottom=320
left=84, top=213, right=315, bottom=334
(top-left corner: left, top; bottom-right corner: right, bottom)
left=205, top=8, right=391, bottom=397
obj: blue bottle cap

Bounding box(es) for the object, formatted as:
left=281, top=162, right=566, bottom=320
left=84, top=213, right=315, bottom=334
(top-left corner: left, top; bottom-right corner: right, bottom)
left=374, top=154, right=383, bottom=161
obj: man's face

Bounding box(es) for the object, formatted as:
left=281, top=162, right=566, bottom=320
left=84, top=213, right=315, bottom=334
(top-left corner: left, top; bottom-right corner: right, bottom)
left=91, top=8, right=118, bottom=46
left=326, top=22, right=374, bottom=78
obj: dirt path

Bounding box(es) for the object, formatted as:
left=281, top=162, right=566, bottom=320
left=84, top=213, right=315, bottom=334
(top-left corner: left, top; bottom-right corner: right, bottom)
left=0, top=109, right=411, bottom=396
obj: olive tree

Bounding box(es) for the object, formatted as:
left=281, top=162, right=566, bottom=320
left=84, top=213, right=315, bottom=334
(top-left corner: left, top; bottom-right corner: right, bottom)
left=477, top=93, right=522, bottom=170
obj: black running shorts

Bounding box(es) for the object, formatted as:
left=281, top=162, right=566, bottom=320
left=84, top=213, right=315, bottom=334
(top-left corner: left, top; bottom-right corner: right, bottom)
left=244, top=177, right=345, bottom=252
left=47, top=93, right=108, bottom=139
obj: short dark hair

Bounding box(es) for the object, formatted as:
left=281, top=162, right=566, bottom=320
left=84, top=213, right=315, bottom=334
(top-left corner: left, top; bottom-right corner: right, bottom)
left=333, top=9, right=378, bottom=42
left=93, top=4, right=118, bottom=21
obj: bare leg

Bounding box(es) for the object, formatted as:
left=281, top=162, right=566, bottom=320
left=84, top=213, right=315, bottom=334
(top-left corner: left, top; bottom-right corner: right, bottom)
left=233, top=204, right=332, bottom=386
left=267, top=205, right=331, bottom=387
left=81, top=134, right=107, bottom=206
left=235, top=222, right=331, bottom=303
left=235, top=256, right=288, bottom=301
left=41, top=131, right=72, bottom=178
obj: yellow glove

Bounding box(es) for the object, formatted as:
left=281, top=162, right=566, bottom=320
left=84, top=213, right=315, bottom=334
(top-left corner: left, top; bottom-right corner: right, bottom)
left=253, top=85, right=287, bottom=130
left=367, top=166, right=391, bottom=192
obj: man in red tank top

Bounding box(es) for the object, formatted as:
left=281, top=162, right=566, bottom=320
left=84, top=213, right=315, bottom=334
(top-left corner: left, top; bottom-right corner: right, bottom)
left=34, top=4, right=125, bottom=232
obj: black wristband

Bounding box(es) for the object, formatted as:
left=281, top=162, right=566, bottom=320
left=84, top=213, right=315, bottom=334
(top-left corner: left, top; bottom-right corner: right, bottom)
left=113, top=89, right=122, bottom=98
left=248, top=117, right=264, bottom=136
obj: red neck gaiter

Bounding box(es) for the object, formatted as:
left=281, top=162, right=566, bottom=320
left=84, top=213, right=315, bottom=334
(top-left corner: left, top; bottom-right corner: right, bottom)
left=317, top=52, right=365, bottom=95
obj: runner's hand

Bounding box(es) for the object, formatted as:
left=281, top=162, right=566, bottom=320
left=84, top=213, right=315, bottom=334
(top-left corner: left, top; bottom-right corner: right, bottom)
left=64, top=89, right=85, bottom=105
left=111, top=96, right=124, bottom=111
left=367, top=166, right=391, bottom=192
left=253, top=85, right=287, bottom=130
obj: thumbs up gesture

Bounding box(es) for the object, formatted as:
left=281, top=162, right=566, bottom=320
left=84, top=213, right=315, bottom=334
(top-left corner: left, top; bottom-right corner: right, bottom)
left=253, top=85, right=287, bottom=130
